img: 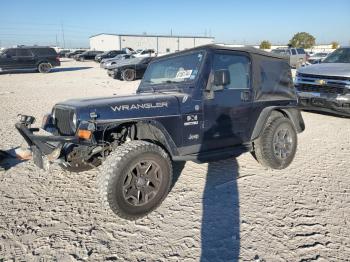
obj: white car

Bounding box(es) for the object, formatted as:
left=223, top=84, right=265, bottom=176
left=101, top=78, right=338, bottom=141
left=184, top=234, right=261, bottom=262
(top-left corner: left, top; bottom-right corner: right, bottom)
left=134, top=49, right=156, bottom=58
left=100, top=54, right=134, bottom=69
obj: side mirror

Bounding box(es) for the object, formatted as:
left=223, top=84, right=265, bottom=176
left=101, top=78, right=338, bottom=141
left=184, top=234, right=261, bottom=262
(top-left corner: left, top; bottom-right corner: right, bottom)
left=213, top=69, right=230, bottom=90
left=205, top=69, right=230, bottom=99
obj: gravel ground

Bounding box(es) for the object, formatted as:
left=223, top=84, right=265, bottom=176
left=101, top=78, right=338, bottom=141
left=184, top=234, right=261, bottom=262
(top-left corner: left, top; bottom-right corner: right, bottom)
left=0, top=60, right=349, bottom=261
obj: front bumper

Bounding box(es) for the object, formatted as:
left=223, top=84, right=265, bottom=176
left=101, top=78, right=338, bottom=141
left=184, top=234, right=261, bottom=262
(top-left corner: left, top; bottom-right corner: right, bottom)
left=15, top=117, right=92, bottom=168
left=297, top=91, right=350, bottom=116
left=107, top=69, right=119, bottom=79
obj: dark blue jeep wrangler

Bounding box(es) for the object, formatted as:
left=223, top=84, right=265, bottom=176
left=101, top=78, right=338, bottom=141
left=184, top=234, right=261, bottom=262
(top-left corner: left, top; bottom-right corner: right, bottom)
left=16, top=45, right=305, bottom=220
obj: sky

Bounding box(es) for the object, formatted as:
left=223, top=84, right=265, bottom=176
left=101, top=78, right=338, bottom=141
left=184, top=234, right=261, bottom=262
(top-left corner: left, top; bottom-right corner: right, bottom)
left=0, top=0, right=349, bottom=48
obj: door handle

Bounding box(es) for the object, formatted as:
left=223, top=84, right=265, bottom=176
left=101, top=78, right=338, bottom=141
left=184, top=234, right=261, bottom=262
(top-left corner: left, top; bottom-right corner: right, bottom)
left=241, top=90, right=251, bottom=102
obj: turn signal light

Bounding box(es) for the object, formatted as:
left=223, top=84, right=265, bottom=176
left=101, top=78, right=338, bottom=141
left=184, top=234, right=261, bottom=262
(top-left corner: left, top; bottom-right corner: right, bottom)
left=77, top=129, right=92, bottom=140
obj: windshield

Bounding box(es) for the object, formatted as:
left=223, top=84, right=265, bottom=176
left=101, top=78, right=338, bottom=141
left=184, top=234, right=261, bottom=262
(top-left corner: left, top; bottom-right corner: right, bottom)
left=323, top=48, right=350, bottom=63
left=142, top=51, right=204, bottom=85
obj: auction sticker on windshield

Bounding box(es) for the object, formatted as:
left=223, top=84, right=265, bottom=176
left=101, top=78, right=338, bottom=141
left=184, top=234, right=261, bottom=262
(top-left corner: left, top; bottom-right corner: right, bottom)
left=176, top=70, right=192, bottom=79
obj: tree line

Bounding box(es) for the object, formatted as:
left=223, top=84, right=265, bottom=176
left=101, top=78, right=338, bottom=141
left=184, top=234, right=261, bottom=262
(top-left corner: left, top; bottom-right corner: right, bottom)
left=259, top=32, right=339, bottom=50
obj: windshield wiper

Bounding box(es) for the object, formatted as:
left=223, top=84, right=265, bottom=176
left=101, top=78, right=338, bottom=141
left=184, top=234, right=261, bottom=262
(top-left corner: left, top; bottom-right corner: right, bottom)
left=161, top=80, right=181, bottom=84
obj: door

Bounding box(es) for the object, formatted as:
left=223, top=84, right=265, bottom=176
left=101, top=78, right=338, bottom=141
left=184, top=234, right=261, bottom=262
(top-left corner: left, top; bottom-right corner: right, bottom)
left=202, top=51, right=252, bottom=151
left=290, top=48, right=298, bottom=67
left=0, top=49, right=17, bottom=70
left=15, top=48, right=35, bottom=69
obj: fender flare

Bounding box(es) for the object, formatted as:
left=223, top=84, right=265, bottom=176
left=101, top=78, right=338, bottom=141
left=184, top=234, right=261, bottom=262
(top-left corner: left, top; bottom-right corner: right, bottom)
left=134, top=120, right=179, bottom=157
left=102, top=119, right=179, bottom=158
left=251, top=106, right=305, bottom=141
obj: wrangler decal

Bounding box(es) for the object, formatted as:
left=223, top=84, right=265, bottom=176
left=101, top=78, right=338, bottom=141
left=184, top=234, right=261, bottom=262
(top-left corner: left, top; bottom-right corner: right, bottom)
left=111, top=102, right=168, bottom=112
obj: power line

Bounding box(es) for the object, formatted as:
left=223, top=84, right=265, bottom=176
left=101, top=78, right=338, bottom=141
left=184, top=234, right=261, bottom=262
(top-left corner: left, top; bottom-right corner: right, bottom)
left=61, top=22, right=66, bottom=48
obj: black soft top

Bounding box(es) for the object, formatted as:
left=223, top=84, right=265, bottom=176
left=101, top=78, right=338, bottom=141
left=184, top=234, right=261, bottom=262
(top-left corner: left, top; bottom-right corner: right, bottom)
left=156, top=44, right=286, bottom=60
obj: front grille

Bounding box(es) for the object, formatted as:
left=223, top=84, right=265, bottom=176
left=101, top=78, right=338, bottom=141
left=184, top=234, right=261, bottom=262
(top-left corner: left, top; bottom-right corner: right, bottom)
left=54, top=107, right=75, bottom=135
left=297, top=84, right=348, bottom=95
left=298, top=73, right=350, bottom=81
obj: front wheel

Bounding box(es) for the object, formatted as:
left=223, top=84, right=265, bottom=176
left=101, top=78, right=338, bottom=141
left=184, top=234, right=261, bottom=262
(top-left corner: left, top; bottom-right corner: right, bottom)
left=253, top=117, right=297, bottom=170
left=122, top=69, right=136, bottom=81
left=97, top=141, right=173, bottom=220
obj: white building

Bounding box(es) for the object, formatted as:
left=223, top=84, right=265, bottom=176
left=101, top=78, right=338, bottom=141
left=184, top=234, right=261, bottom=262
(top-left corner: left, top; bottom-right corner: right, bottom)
left=89, top=33, right=215, bottom=54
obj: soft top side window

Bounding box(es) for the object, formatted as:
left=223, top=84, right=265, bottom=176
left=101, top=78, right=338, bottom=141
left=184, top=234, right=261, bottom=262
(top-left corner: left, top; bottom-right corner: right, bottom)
left=212, top=53, right=250, bottom=89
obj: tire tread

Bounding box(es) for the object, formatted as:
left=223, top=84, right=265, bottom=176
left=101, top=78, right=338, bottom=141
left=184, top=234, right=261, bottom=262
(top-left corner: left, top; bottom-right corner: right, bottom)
left=97, top=140, right=172, bottom=220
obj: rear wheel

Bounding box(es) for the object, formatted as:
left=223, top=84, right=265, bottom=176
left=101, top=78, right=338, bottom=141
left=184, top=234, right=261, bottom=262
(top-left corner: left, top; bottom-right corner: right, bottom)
left=253, top=117, right=297, bottom=170
left=97, top=141, right=172, bottom=220
left=122, top=69, right=136, bottom=81
left=38, top=62, right=52, bottom=73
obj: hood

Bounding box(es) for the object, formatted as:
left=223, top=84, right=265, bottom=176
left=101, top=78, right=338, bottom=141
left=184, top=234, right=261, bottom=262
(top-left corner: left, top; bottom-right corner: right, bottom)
left=102, top=57, right=117, bottom=63
left=55, top=92, right=184, bottom=122
left=298, top=63, right=350, bottom=77
left=106, top=57, right=143, bottom=69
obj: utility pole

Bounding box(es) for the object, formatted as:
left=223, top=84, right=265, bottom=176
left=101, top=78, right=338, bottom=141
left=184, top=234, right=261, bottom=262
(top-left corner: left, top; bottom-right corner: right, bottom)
left=55, top=34, right=59, bottom=47
left=61, top=22, right=66, bottom=48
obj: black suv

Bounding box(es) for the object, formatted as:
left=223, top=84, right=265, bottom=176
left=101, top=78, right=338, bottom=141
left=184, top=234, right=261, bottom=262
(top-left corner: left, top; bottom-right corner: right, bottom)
left=74, top=50, right=103, bottom=61
left=0, top=46, right=60, bottom=73
left=95, top=50, right=127, bottom=63
left=15, top=45, right=305, bottom=220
